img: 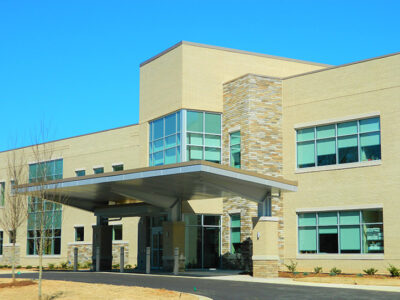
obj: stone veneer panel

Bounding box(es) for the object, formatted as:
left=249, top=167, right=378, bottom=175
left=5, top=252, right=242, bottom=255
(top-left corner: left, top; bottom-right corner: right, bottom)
left=222, top=74, right=284, bottom=269
left=67, top=242, right=129, bottom=266
left=0, top=245, right=20, bottom=265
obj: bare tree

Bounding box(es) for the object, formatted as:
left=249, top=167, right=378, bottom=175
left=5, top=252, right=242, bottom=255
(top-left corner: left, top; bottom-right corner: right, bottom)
left=19, top=125, right=68, bottom=300
left=0, top=149, right=28, bottom=283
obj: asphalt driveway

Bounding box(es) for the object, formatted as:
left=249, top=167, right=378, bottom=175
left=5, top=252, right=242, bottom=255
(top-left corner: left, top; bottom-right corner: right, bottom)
left=0, top=271, right=398, bottom=300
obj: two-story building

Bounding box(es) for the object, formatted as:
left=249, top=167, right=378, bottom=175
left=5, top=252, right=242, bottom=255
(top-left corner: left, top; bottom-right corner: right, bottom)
left=0, top=41, right=398, bottom=276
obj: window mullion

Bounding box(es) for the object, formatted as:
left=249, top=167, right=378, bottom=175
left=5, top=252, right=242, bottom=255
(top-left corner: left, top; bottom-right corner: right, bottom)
left=314, top=127, right=317, bottom=167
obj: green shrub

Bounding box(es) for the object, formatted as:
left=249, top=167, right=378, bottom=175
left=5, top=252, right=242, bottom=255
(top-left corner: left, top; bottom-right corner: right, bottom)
left=357, top=273, right=363, bottom=277
left=48, top=263, right=55, bottom=270
left=112, top=264, right=120, bottom=269
left=60, top=262, right=68, bottom=269
left=26, top=265, right=32, bottom=269
left=314, top=266, right=323, bottom=274
left=284, top=260, right=298, bottom=273
left=16, top=265, right=21, bottom=269
left=303, top=272, right=309, bottom=276
left=387, top=264, right=400, bottom=277
left=329, top=267, right=342, bottom=275
left=125, top=264, right=132, bottom=269
left=363, top=268, right=378, bottom=275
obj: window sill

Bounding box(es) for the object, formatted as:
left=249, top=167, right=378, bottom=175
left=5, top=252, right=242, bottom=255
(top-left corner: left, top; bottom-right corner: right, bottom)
left=25, top=255, right=62, bottom=258
left=297, top=254, right=384, bottom=260
left=295, top=160, right=382, bottom=174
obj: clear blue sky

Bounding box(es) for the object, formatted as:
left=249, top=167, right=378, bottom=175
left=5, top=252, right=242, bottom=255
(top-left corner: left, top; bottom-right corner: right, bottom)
left=1, top=0, right=399, bottom=151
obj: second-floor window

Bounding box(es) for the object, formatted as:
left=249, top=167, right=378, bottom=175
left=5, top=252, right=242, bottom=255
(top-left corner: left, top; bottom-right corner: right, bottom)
left=93, top=167, right=104, bottom=174
left=296, top=117, right=381, bottom=169
left=149, top=110, right=222, bottom=166
left=75, top=170, right=86, bottom=177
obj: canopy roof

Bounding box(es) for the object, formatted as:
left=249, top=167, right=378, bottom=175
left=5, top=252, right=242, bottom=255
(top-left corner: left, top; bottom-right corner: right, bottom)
left=19, top=161, right=297, bottom=217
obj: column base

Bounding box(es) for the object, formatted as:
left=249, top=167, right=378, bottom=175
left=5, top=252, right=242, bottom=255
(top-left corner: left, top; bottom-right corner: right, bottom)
left=252, top=257, right=279, bottom=278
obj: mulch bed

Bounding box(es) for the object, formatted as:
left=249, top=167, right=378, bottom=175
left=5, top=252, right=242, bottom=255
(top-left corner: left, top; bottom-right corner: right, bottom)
left=0, top=280, right=37, bottom=289
left=279, top=271, right=394, bottom=279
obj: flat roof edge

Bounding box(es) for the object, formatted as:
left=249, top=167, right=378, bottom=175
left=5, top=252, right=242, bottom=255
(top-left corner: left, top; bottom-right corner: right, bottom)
left=139, top=41, right=332, bottom=68
left=19, top=160, right=298, bottom=189
left=0, top=123, right=139, bottom=154
left=284, top=51, right=400, bottom=80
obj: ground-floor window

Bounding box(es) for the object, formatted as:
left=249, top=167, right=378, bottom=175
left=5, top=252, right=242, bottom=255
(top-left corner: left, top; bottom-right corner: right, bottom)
left=112, top=225, right=123, bottom=241
left=230, top=214, right=241, bottom=253
left=184, top=214, right=221, bottom=269
left=75, top=226, right=84, bottom=242
left=27, top=199, right=62, bottom=255
left=298, top=209, right=383, bottom=254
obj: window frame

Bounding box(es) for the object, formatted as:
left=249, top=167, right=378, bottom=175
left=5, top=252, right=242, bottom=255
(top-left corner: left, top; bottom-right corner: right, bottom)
left=186, top=111, right=222, bottom=164
left=112, top=164, right=124, bottom=172
left=230, top=214, right=241, bottom=253
left=296, top=117, right=381, bottom=170
left=112, top=225, right=123, bottom=241
left=27, top=159, right=63, bottom=256
left=297, top=209, right=384, bottom=255
left=74, top=226, right=84, bottom=242
left=229, top=131, right=241, bottom=168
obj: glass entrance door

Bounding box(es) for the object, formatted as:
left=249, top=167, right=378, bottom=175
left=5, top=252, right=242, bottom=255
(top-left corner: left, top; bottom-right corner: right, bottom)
left=185, top=214, right=221, bottom=269
left=203, top=227, right=220, bottom=269
left=151, top=227, right=163, bottom=269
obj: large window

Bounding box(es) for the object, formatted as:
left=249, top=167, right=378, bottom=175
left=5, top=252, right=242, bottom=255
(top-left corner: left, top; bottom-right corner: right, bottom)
left=186, top=111, right=221, bottom=164
left=298, top=209, right=383, bottom=254
left=230, top=131, right=241, bottom=168
left=0, top=182, right=4, bottom=206
left=149, top=110, right=222, bottom=166
left=149, top=111, right=181, bottom=166
left=27, top=159, right=63, bottom=255
left=297, top=117, right=381, bottom=168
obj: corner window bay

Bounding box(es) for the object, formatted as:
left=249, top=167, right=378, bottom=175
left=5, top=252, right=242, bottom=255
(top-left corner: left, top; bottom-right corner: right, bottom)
left=296, top=117, right=381, bottom=168
left=298, top=209, right=383, bottom=254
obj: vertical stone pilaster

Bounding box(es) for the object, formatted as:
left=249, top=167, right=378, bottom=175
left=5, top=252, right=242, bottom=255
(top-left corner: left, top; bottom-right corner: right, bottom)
left=221, top=74, right=284, bottom=270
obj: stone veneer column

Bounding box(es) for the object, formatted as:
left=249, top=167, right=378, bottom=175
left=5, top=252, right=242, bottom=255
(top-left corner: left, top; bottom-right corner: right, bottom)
left=221, top=74, right=283, bottom=270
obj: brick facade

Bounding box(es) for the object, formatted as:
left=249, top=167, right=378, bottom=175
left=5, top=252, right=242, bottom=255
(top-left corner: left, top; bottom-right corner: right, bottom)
left=222, top=74, right=284, bottom=270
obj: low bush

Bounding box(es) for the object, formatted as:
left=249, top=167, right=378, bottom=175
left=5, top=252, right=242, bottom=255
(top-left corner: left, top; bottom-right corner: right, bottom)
left=48, top=263, right=55, bottom=270
left=125, top=264, right=132, bottom=269
left=387, top=264, right=400, bottom=277
left=314, top=266, right=323, bottom=274
left=26, top=265, right=32, bottom=269
left=112, top=264, right=120, bottom=269
left=284, top=260, right=298, bottom=273
left=363, top=268, right=378, bottom=275
left=16, top=265, right=21, bottom=269
left=329, top=267, right=341, bottom=275
left=60, top=262, right=68, bottom=269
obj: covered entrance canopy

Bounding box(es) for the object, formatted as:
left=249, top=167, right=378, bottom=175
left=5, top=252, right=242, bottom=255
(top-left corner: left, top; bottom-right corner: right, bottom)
left=18, top=161, right=297, bottom=217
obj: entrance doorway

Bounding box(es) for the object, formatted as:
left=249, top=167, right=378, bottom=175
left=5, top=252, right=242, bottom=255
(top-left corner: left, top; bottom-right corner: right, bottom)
left=184, top=214, right=221, bottom=269
left=150, top=216, right=167, bottom=269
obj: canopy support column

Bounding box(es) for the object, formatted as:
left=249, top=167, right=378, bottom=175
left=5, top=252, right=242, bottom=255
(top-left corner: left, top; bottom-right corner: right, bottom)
left=92, top=216, right=112, bottom=271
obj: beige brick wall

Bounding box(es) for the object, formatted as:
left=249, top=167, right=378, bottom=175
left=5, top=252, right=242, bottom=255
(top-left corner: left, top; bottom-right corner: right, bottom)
left=282, top=53, right=400, bottom=274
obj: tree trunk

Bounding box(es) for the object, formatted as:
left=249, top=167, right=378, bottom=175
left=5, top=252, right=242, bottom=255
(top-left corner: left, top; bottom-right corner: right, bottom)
left=11, top=241, right=16, bottom=283
left=38, top=234, right=43, bottom=300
